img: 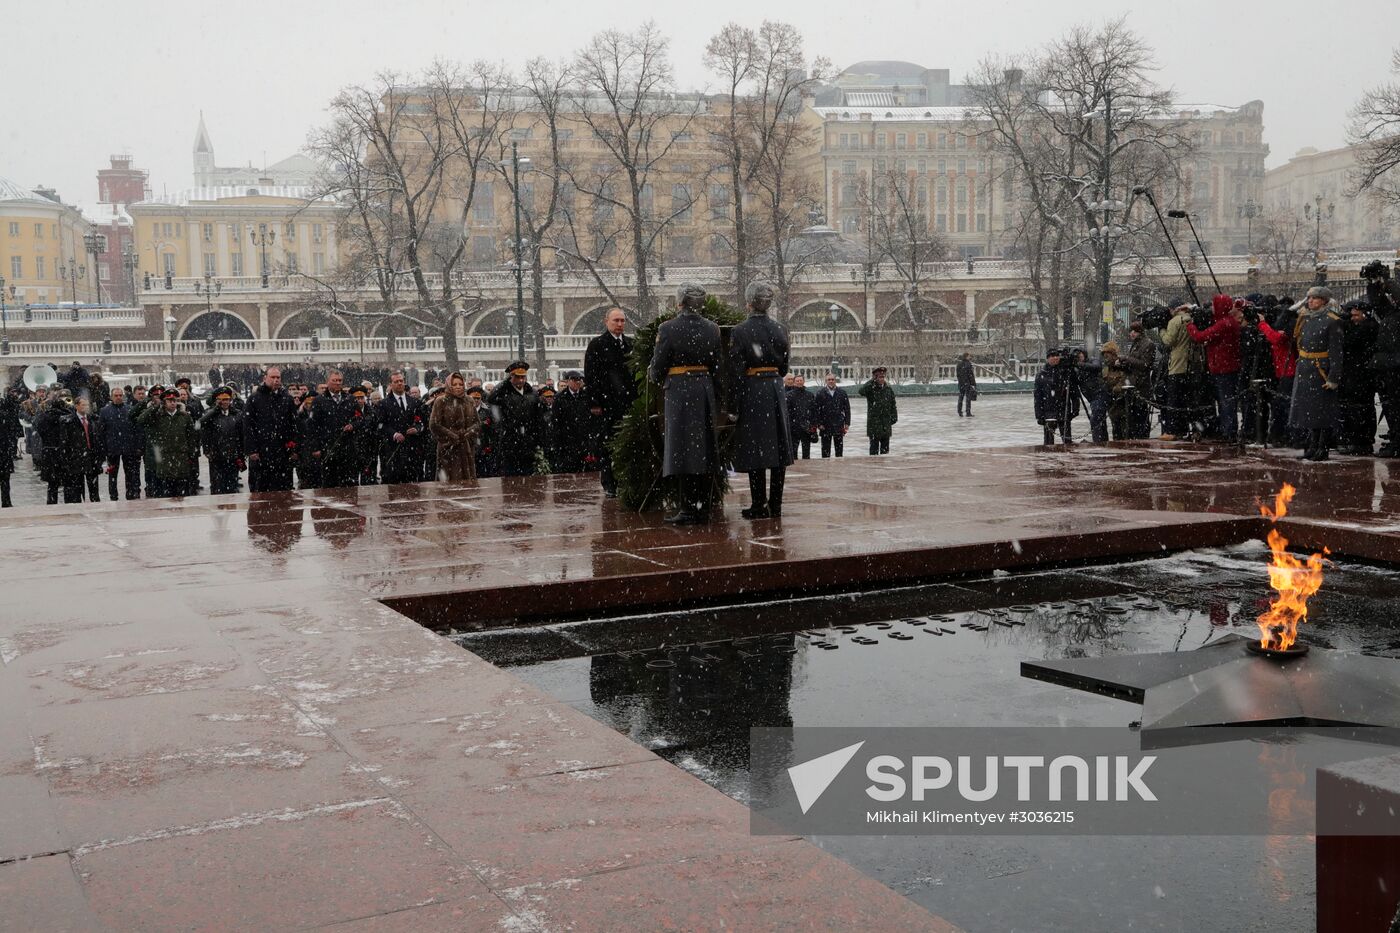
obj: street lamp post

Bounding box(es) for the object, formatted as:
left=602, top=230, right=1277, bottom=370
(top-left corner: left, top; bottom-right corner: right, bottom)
left=0, top=274, right=8, bottom=355
left=501, top=143, right=532, bottom=360
left=83, top=232, right=105, bottom=305
left=1237, top=199, right=1259, bottom=254
left=1303, top=194, right=1335, bottom=264
left=165, top=313, right=178, bottom=382
left=122, top=243, right=137, bottom=305
left=250, top=223, right=276, bottom=287
left=828, top=303, right=841, bottom=378
left=1086, top=93, right=1126, bottom=348
left=66, top=257, right=78, bottom=308
left=195, top=272, right=222, bottom=358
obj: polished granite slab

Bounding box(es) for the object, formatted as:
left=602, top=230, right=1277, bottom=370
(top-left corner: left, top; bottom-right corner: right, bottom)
left=1, top=440, right=1394, bottom=930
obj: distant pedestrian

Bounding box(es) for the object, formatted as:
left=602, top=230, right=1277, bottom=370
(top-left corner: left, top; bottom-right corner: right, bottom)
left=956, top=353, right=977, bottom=417
left=785, top=374, right=814, bottom=460
left=859, top=367, right=897, bottom=455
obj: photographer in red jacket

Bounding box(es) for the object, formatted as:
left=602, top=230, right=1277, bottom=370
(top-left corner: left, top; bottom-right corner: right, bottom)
left=1187, top=294, right=1242, bottom=442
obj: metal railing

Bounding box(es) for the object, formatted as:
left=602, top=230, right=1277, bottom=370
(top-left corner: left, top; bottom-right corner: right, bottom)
left=137, top=250, right=1400, bottom=301
left=0, top=306, right=146, bottom=327
left=0, top=330, right=1012, bottom=365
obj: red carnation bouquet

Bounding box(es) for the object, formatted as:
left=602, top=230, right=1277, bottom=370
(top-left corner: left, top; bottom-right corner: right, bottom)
left=285, top=440, right=297, bottom=450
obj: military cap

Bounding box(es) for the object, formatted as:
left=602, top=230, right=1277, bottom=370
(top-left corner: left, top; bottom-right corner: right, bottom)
left=871, top=366, right=888, bottom=375
left=212, top=386, right=234, bottom=400
left=539, top=385, right=556, bottom=397
left=505, top=360, right=530, bottom=376
left=349, top=384, right=369, bottom=397
left=466, top=385, right=485, bottom=397
left=563, top=370, right=583, bottom=381
left=675, top=282, right=706, bottom=309
left=162, top=388, right=181, bottom=399
left=175, top=377, right=192, bottom=387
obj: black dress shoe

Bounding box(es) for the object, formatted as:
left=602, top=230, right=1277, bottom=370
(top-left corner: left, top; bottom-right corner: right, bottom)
left=604, top=490, right=618, bottom=499
left=741, top=504, right=769, bottom=519
left=664, top=510, right=697, bottom=525
left=767, top=506, right=782, bottom=518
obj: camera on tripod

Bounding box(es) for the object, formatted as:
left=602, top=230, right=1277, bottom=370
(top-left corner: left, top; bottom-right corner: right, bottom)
left=1361, top=260, right=1391, bottom=281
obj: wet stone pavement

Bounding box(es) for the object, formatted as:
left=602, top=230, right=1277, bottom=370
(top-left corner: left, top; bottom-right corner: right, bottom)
left=488, top=546, right=1400, bottom=932
left=2, top=425, right=1399, bottom=930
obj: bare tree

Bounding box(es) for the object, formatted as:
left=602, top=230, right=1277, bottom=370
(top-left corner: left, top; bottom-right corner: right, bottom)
left=704, top=20, right=828, bottom=302
left=1348, top=48, right=1400, bottom=207
left=1254, top=209, right=1313, bottom=276
left=968, top=18, right=1190, bottom=349
left=493, top=57, right=571, bottom=365
left=563, top=22, right=704, bottom=321
left=308, top=64, right=513, bottom=371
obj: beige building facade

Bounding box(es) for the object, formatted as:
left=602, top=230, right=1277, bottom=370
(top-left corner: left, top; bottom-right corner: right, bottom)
left=1264, top=143, right=1400, bottom=253
left=0, top=176, right=99, bottom=307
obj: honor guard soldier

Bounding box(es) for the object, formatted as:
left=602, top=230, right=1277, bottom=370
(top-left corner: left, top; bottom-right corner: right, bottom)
left=1290, top=286, right=1346, bottom=461
left=728, top=281, right=793, bottom=518
left=647, top=283, right=722, bottom=524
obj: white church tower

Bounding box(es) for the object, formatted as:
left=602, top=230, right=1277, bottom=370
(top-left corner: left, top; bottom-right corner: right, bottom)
left=193, top=112, right=215, bottom=187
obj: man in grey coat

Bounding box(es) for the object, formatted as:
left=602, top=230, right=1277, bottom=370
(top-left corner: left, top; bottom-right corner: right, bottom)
left=648, top=283, right=722, bottom=524
left=729, top=281, right=793, bottom=519
left=1290, top=285, right=1345, bottom=461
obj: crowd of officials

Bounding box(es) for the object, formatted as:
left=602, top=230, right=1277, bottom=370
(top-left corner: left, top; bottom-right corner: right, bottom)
left=0, top=301, right=902, bottom=510
left=1033, top=263, right=1400, bottom=461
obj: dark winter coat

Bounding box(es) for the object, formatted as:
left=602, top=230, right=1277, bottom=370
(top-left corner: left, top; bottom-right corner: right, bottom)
left=485, top=382, right=544, bottom=464
left=34, top=399, right=68, bottom=483
left=785, top=385, right=815, bottom=435
left=134, top=404, right=197, bottom=482
left=728, top=313, right=793, bottom=472
left=647, top=310, right=722, bottom=477
left=377, top=392, right=427, bottom=481
left=97, top=400, right=141, bottom=456
left=1289, top=303, right=1345, bottom=430
left=200, top=407, right=246, bottom=464
left=1034, top=364, right=1081, bottom=424
left=810, top=386, right=851, bottom=433
left=956, top=358, right=977, bottom=388
left=59, top=412, right=104, bottom=480
left=0, top=397, right=20, bottom=477
left=312, top=391, right=358, bottom=474
left=550, top=388, right=594, bottom=473
left=242, top=385, right=299, bottom=460
left=584, top=331, right=637, bottom=424
left=858, top=379, right=897, bottom=440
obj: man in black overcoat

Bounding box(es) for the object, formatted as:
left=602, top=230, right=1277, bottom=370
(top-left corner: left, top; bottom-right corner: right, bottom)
left=584, top=308, right=637, bottom=497
left=242, top=366, right=299, bottom=492
left=377, top=371, right=427, bottom=484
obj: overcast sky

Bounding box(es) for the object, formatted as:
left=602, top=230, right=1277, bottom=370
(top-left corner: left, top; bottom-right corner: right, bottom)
left=6, top=0, right=1395, bottom=206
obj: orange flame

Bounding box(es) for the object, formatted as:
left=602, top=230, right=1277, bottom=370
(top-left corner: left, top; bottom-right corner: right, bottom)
left=1256, top=484, right=1328, bottom=650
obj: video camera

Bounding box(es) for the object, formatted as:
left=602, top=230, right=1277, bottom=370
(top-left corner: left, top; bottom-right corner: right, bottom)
left=1140, top=305, right=1173, bottom=331
left=1360, top=260, right=1391, bottom=282
left=1191, top=305, right=1215, bottom=330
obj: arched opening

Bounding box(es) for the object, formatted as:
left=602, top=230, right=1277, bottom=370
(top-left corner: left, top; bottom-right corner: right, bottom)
left=179, top=310, right=255, bottom=341
left=788, top=301, right=862, bottom=332
left=880, top=298, right=958, bottom=330
left=468, top=307, right=516, bottom=336
left=276, top=308, right=353, bottom=339
left=983, top=296, right=1040, bottom=334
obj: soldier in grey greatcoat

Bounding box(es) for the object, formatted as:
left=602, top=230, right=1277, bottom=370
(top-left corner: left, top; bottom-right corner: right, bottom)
left=728, top=281, right=793, bottom=519
left=1289, top=285, right=1345, bottom=461
left=647, top=283, right=722, bottom=524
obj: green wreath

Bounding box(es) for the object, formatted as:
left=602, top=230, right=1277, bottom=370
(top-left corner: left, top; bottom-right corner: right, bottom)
left=613, top=294, right=745, bottom=512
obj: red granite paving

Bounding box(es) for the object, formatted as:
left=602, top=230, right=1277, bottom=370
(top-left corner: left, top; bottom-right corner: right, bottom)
left=2, top=441, right=1396, bottom=931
